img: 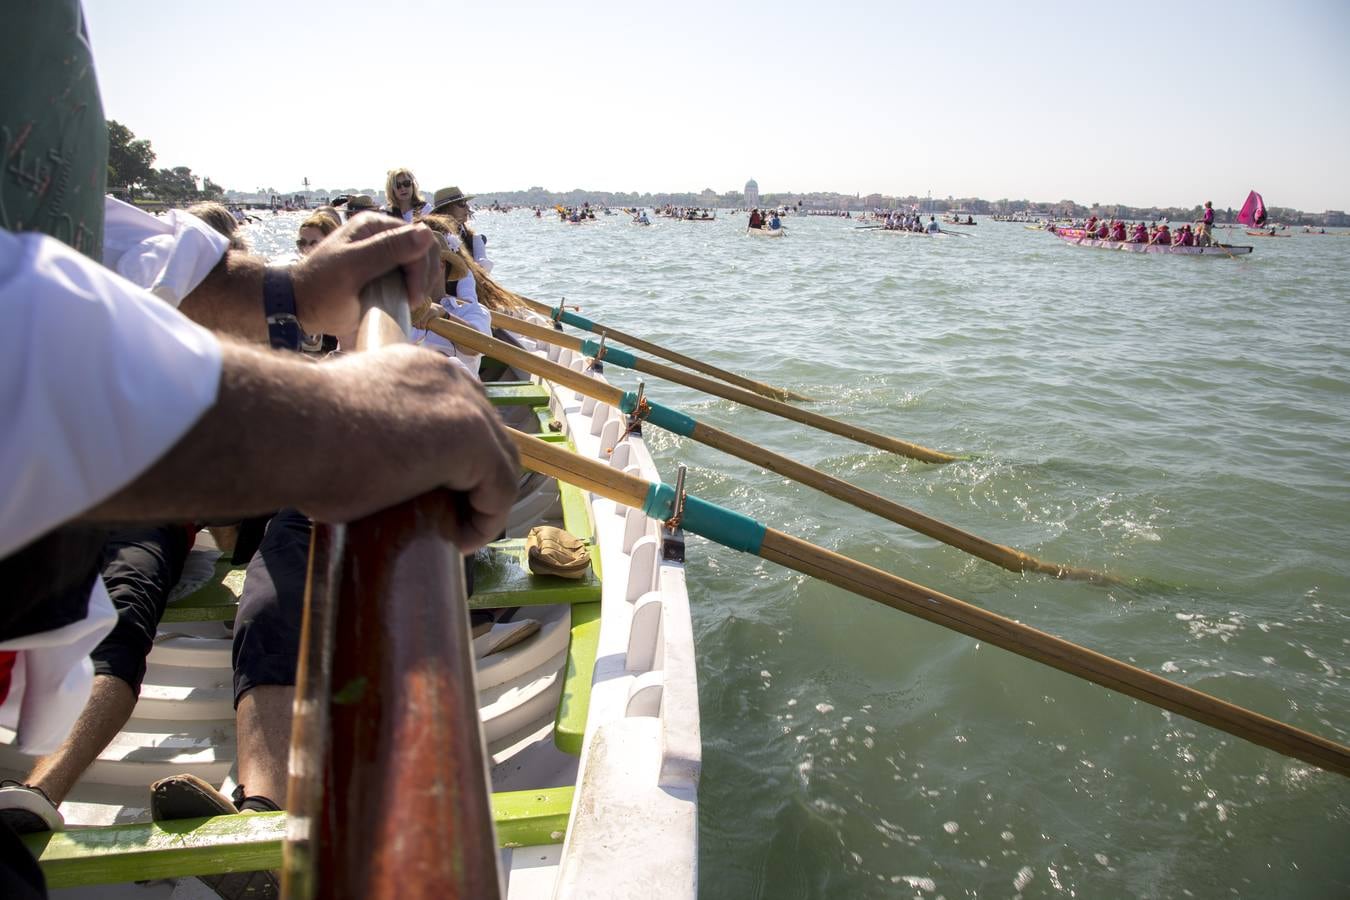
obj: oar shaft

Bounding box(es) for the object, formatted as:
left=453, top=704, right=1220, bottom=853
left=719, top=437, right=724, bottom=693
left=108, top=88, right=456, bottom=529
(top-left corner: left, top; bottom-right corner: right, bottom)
left=512, top=294, right=814, bottom=403
left=687, top=421, right=1104, bottom=581
left=490, top=311, right=959, bottom=463
left=508, top=430, right=1349, bottom=776
left=425, top=318, right=625, bottom=407
left=756, top=529, right=1349, bottom=776
left=433, top=316, right=1102, bottom=581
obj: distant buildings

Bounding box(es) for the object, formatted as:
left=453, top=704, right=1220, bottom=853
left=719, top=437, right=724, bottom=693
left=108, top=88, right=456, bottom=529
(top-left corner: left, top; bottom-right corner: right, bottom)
left=744, top=178, right=759, bottom=208
left=1326, top=210, right=1349, bottom=226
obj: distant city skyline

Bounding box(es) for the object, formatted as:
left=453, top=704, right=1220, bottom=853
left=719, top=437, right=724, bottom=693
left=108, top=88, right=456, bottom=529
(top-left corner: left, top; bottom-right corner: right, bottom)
left=83, top=1, right=1350, bottom=211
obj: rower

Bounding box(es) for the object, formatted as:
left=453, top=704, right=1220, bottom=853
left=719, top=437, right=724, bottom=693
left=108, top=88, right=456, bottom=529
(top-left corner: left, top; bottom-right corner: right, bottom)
left=383, top=168, right=432, bottom=222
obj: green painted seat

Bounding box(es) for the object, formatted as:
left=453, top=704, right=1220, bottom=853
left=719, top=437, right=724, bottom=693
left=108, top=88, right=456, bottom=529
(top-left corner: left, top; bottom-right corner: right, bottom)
left=484, top=381, right=551, bottom=406
left=25, top=787, right=575, bottom=888
left=533, top=405, right=568, bottom=443
left=163, top=555, right=245, bottom=623
left=468, top=539, right=598, bottom=610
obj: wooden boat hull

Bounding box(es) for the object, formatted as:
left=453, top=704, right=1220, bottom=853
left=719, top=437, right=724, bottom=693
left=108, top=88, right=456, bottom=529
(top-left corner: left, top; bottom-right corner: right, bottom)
left=747, top=227, right=785, bottom=237
left=1052, top=230, right=1252, bottom=255
left=1246, top=230, right=1289, bottom=238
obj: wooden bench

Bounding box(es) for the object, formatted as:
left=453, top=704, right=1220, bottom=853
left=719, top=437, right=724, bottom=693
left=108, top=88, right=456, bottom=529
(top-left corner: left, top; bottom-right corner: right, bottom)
left=24, top=787, right=575, bottom=888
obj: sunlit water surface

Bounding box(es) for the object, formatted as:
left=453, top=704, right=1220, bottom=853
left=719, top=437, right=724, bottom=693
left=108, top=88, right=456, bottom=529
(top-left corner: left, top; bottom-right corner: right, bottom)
left=249, top=211, right=1350, bottom=898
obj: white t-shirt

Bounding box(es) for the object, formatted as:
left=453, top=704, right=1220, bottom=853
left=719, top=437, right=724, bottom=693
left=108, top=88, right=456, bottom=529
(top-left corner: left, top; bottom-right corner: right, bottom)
left=0, top=231, right=223, bottom=751
left=410, top=294, right=494, bottom=375
left=103, top=196, right=231, bottom=305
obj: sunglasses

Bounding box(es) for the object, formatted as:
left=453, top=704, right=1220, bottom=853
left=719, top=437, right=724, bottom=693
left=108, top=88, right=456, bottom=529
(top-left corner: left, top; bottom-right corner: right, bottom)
left=296, top=238, right=321, bottom=249
left=396, top=180, right=414, bottom=189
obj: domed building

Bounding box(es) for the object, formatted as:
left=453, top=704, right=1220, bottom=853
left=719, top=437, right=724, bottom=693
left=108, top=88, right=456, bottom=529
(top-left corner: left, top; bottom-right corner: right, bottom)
left=744, top=178, right=759, bottom=209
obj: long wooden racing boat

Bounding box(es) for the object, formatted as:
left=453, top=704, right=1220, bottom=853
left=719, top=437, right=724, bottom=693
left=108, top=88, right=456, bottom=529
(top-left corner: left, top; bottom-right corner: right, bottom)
left=1051, top=228, right=1252, bottom=256
left=1246, top=230, right=1289, bottom=238
left=2, top=327, right=701, bottom=898
left=876, top=228, right=945, bottom=238
left=746, top=226, right=784, bottom=237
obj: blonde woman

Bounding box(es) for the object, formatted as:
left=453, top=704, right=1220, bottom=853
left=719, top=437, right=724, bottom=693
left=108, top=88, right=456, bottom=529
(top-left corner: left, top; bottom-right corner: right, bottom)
left=383, top=167, right=431, bottom=222
left=294, top=212, right=338, bottom=256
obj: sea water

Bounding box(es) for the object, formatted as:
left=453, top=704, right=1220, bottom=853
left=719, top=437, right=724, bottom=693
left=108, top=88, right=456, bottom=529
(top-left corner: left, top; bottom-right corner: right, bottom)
left=250, top=211, right=1349, bottom=898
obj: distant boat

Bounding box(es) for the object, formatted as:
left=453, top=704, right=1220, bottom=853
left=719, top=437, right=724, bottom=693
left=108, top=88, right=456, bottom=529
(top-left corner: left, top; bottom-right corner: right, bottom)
left=746, top=226, right=785, bottom=238
left=1052, top=229, right=1252, bottom=256
left=1246, top=230, right=1289, bottom=238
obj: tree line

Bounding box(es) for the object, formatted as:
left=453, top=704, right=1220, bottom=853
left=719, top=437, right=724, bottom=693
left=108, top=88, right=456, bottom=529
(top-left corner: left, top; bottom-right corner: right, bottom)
left=107, top=120, right=225, bottom=205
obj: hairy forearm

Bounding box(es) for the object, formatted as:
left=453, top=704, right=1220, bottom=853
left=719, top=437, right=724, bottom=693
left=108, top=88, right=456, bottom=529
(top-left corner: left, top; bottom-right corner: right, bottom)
left=78, top=341, right=338, bottom=522
left=177, top=252, right=268, bottom=341
left=77, top=340, right=513, bottom=529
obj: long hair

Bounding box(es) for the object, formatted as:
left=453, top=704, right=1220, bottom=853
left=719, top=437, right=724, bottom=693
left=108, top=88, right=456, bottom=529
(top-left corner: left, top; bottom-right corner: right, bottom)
left=384, top=167, right=424, bottom=214
left=186, top=201, right=247, bottom=251
left=299, top=212, right=339, bottom=237
left=462, top=255, right=527, bottom=314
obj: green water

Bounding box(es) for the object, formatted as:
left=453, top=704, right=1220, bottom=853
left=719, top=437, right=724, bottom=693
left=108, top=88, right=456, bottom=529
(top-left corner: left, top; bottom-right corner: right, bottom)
left=259, top=212, right=1350, bottom=897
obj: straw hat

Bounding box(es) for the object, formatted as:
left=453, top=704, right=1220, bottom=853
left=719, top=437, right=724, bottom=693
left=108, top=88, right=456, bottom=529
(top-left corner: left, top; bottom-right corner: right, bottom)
left=346, top=194, right=378, bottom=212
left=430, top=186, right=475, bottom=214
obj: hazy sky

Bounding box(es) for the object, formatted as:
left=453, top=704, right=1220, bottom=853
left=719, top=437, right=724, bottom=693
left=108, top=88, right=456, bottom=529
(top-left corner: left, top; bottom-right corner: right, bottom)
left=83, top=1, right=1350, bottom=210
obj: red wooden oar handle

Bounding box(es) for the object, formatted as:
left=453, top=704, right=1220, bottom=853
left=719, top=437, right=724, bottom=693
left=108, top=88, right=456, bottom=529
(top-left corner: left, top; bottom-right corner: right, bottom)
left=284, top=267, right=501, bottom=899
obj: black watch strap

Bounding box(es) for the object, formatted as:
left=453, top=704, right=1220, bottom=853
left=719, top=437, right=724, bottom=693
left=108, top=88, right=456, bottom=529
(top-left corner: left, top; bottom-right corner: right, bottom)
left=263, top=266, right=302, bottom=352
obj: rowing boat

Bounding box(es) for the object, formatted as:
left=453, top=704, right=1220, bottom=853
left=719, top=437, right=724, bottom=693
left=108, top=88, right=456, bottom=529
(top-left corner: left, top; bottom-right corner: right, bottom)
left=3, top=333, right=701, bottom=897
left=1246, top=230, right=1289, bottom=238
left=1051, top=229, right=1252, bottom=256
left=875, top=228, right=944, bottom=238
left=746, top=226, right=785, bottom=237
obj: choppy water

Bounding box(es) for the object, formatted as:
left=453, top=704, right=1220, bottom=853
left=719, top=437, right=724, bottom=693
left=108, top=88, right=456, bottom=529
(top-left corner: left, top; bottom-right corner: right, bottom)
left=251, top=211, right=1349, bottom=898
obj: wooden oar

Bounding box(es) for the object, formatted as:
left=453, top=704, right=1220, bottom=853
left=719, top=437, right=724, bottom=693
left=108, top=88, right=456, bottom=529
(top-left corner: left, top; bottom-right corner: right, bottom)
left=285, top=270, right=501, bottom=899
left=489, top=309, right=962, bottom=462
left=428, top=316, right=1109, bottom=582
left=1203, top=225, right=1238, bottom=260
left=512, top=431, right=1350, bottom=777
left=505, top=292, right=815, bottom=403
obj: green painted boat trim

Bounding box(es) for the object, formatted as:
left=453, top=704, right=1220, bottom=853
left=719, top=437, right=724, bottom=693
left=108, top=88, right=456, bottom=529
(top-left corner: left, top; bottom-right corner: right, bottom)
left=554, top=602, right=602, bottom=755
left=27, top=787, right=576, bottom=887
left=494, top=785, right=575, bottom=848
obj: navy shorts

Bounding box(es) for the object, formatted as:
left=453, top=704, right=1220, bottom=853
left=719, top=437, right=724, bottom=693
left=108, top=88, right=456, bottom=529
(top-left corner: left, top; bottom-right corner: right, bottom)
left=92, top=525, right=190, bottom=694
left=229, top=508, right=477, bottom=706
left=231, top=509, right=311, bottom=706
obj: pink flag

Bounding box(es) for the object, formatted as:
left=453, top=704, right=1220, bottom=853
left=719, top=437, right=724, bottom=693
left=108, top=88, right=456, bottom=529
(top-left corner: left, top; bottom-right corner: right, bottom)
left=1236, top=190, right=1266, bottom=225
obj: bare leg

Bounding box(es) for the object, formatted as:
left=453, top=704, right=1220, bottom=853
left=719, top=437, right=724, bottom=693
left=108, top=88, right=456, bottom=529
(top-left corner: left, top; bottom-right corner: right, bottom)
left=25, top=675, right=136, bottom=804
left=235, top=685, right=294, bottom=805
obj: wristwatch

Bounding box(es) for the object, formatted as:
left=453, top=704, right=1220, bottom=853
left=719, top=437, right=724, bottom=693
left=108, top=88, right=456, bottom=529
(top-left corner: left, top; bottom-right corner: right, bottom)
left=263, top=267, right=303, bottom=352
